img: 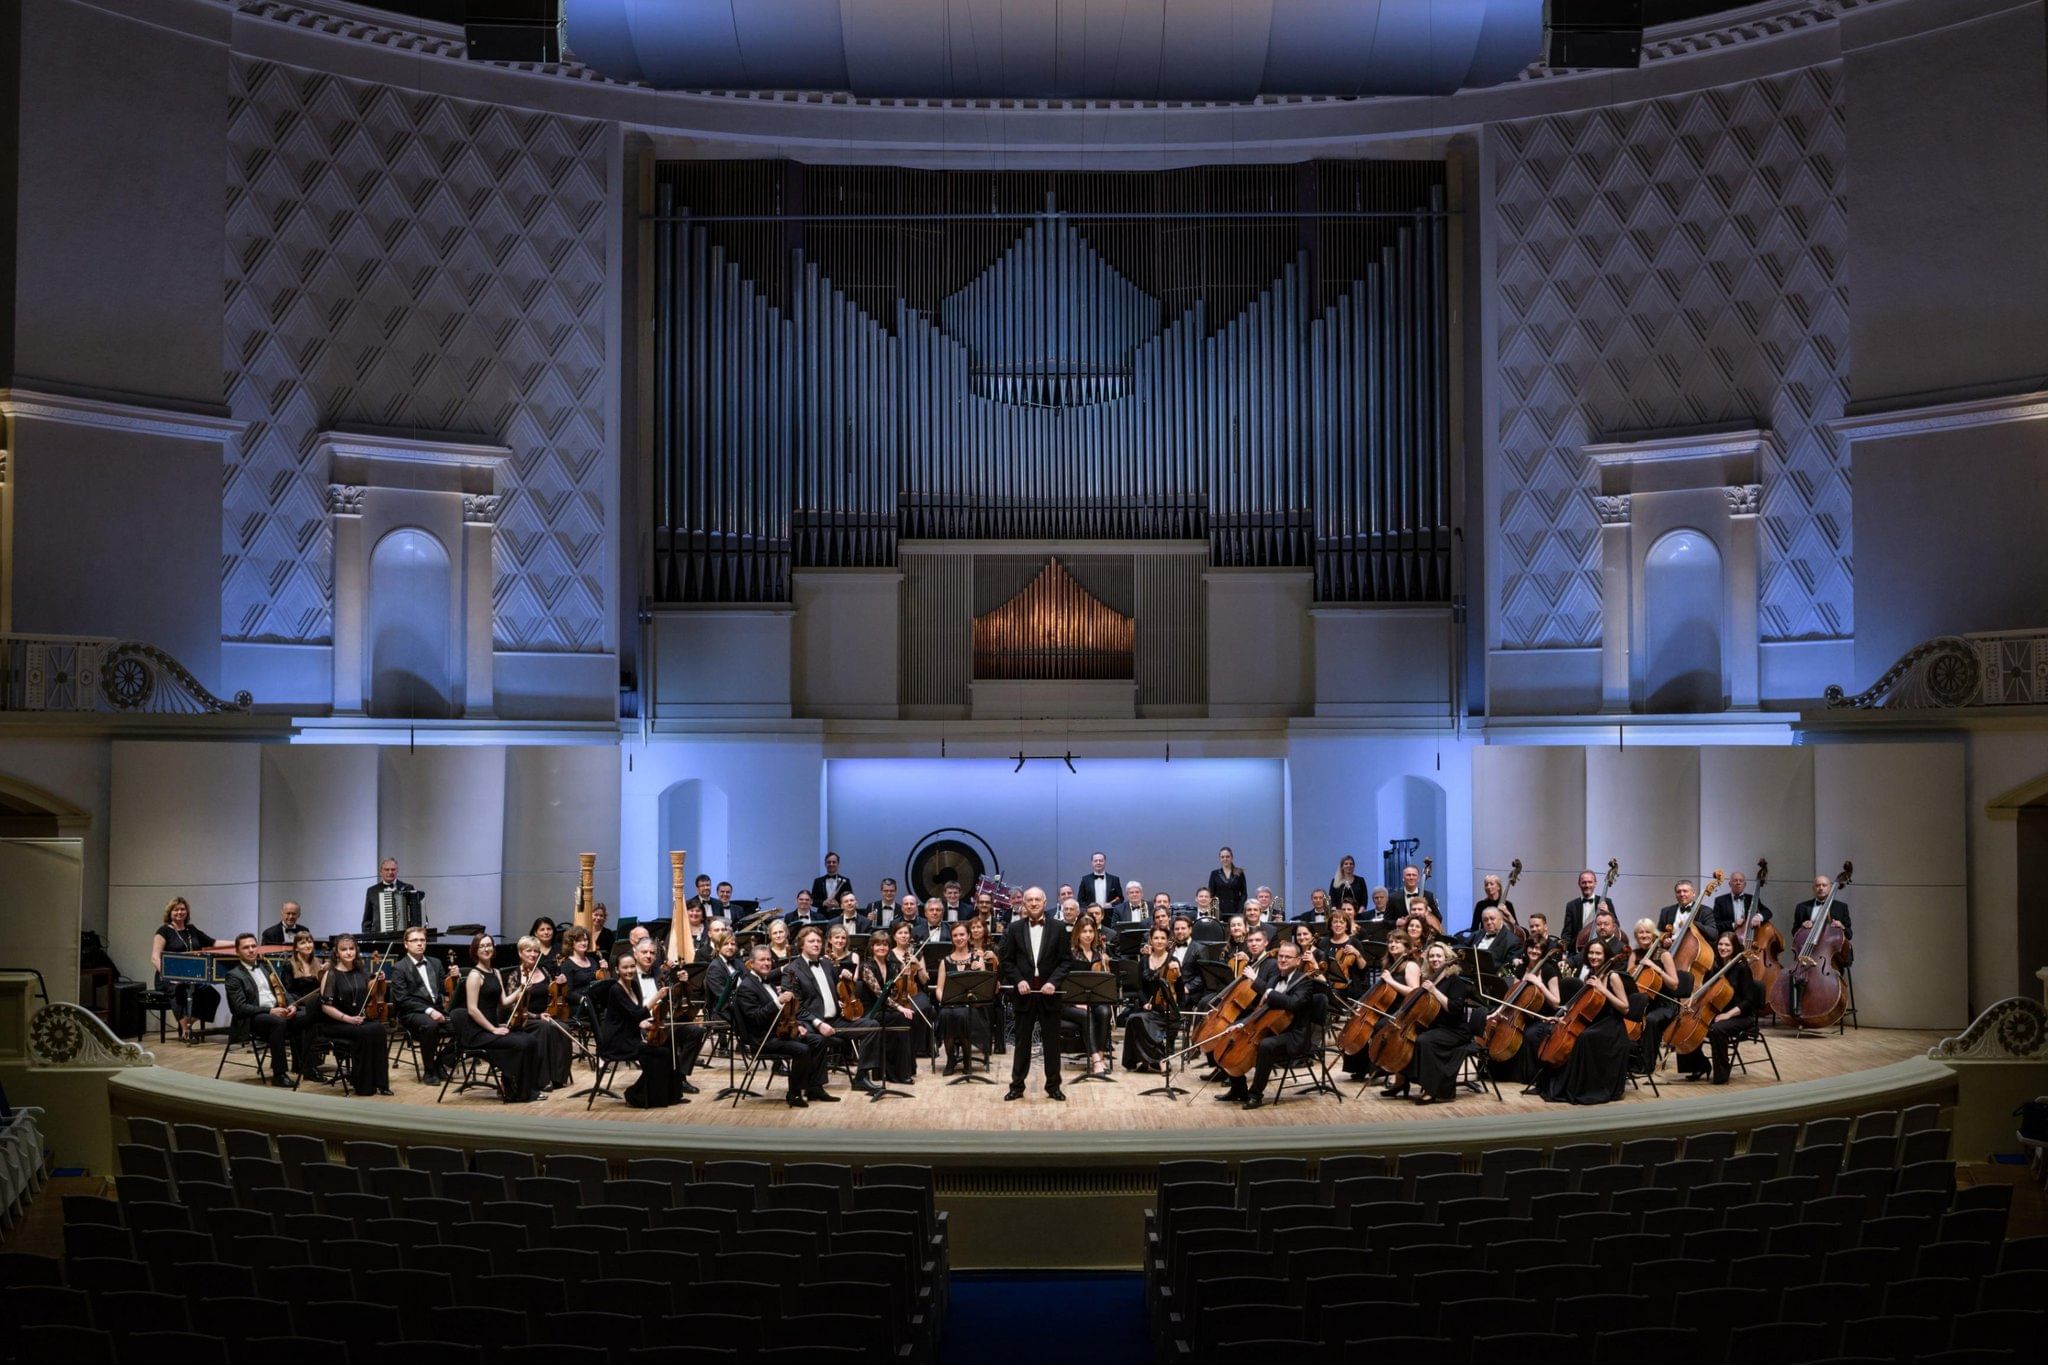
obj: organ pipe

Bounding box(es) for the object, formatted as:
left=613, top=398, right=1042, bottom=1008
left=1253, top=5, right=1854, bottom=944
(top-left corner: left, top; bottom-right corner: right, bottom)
left=651, top=162, right=1452, bottom=605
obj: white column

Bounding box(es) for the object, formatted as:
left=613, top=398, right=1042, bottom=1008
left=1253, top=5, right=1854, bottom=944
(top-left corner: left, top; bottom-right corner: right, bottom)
left=1596, top=495, right=1632, bottom=712
left=1725, top=484, right=1762, bottom=709
left=329, top=484, right=365, bottom=714
left=461, top=494, right=498, bottom=718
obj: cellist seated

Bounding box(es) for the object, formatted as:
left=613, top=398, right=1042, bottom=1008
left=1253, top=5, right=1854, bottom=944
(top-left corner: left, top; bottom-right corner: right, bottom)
left=1216, top=941, right=1324, bottom=1111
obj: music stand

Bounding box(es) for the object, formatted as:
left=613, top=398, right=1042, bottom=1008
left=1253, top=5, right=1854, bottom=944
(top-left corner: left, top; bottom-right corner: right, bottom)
left=1138, top=981, right=1190, bottom=1101
left=939, top=969, right=997, bottom=1085
left=864, top=986, right=915, bottom=1103
left=1060, top=971, right=1120, bottom=1084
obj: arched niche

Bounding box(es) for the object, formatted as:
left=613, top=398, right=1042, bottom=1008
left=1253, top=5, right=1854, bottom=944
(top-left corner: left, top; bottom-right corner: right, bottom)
left=1374, top=774, right=1447, bottom=894
left=368, top=527, right=457, bottom=719
left=1643, top=529, right=1725, bottom=712
left=657, top=778, right=730, bottom=911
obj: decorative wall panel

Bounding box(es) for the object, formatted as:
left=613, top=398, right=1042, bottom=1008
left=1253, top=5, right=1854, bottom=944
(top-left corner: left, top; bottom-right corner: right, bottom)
left=223, top=57, right=613, bottom=653
left=1492, top=67, right=1851, bottom=649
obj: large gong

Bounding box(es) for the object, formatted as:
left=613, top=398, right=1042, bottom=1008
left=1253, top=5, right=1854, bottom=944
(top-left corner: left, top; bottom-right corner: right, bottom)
left=905, top=828, right=1001, bottom=903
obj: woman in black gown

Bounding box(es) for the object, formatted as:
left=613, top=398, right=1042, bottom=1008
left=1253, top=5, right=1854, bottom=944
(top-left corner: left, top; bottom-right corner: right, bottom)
left=1674, top=931, right=1763, bottom=1083
left=508, top=935, right=575, bottom=1092
left=1408, top=942, right=1478, bottom=1105
left=281, top=932, right=331, bottom=1082
left=887, top=919, right=936, bottom=1061
left=1626, top=919, right=1680, bottom=1071
left=151, top=897, right=229, bottom=1043
left=1348, top=935, right=1420, bottom=1081
left=598, top=947, right=686, bottom=1108
left=1120, top=926, right=1182, bottom=1073
left=1486, top=941, right=1562, bottom=1084
left=458, top=934, right=544, bottom=1102
left=1062, top=918, right=1116, bottom=1078
left=527, top=917, right=563, bottom=970
left=1538, top=938, right=1635, bottom=1105
left=934, top=921, right=994, bottom=1074
left=557, top=925, right=603, bottom=1006
left=855, top=930, right=918, bottom=1084
left=318, top=934, right=392, bottom=1096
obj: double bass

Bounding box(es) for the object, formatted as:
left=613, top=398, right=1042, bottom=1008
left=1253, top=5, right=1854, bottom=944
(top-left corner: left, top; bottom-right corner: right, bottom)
left=1576, top=859, right=1622, bottom=949
left=1741, top=859, right=1784, bottom=1017
left=1479, top=943, right=1560, bottom=1063
left=1768, top=861, right=1852, bottom=1029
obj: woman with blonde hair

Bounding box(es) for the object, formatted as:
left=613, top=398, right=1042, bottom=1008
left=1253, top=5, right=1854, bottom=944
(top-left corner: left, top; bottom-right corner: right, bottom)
left=150, top=897, right=230, bottom=1043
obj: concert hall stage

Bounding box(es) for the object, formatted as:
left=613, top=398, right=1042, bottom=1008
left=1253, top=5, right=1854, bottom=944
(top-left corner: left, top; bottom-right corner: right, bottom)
left=112, top=1028, right=1956, bottom=1267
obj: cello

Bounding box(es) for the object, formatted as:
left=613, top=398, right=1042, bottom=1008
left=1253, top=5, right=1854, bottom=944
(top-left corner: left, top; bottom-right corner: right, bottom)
left=1768, top=862, right=1852, bottom=1029
left=1576, top=859, right=1621, bottom=949
left=1212, top=959, right=1324, bottom=1077
left=1336, top=943, right=1407, bottom=1056
left=1479, top=942, right=1560, bottom=1063
left=1536, top=940, right=1619, bottom=1068
left=1741, top=859, right=1784, bottom=1018
left=1666, top=870, right=1722, bottom=987
left=1367, top=955, right=1450, bottom=1076
left=1666, top=938, right=1741, bottom=1056
left=1193, top=951, right=1254, bottom=1056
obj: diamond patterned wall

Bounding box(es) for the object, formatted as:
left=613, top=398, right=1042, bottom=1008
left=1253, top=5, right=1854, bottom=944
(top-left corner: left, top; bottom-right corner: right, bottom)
left=1492, top=67, right=1851, bottom=648
left=223, top=57, right=612, bottom=651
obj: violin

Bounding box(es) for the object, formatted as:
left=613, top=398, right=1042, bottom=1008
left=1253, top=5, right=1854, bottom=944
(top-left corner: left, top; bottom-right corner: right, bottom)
left=1213, top=960, right=1324, bottom=1078
left=504, top=967, right=533, bottom=1029
left=545, top=973, right=571, bottom=1023
left=1768, top=861, right=1852, bottom=1029
left=1479, top=943, right=1559, bottom=1063
left=771, top=989, right=801, bottom=1039
left=836, top=971, right=866, bottom=1022
left=1366, top=963, right=1447, bottom=1075
left=1150, top=956, right=1182, bottom=1017
left=442, top=965, right=460, bottom=1002
left=362, top=948, right=392, bottom=1023
left=645, top=987, right=672, bottom=1046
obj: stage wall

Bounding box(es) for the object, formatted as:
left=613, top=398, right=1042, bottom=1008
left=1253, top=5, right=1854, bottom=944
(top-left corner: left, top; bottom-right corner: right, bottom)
left=1472, top=742, right=1966, bottom=1030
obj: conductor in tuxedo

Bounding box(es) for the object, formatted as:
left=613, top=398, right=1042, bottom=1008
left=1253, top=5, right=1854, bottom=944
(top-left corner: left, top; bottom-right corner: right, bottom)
left=1077, top=852, right=1123, bottom=913
left=223, top=933, right=315, bottom=1087
left=809, top=853, right=852, bottom=912
left=998, top=886, right=1071, bottom=1101
left=260, top=901, right=309, bottom=947
left=1208, top=848, right=1249, bottom=919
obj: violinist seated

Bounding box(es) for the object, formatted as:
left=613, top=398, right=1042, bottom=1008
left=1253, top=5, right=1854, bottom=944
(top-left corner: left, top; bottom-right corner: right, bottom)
left=641, top=939, right=707, bottom=1093
left=1217, top=940, right=1325, bottom=1111
left=391, top=925, right=456, bottom=1084
left=1791, top=875, right=1852, bottom=965
left=1675, top=931, right=1764, bottom=1084
left=731, top=944, right=834, bottom=1109
left=848, top=930, right=915, bottom=1093
left=599, top=945, right=691, bottom=1108
left=1121, top=926, right=1183, bottom=1073
left=223, top=933, right=316, bottom=1088
left=1626, top=918, right=1681, bottom=1067
left=457, top=934, right=546, bottom=1103
left=784, top=924, right=874, bottom=1087
left=318, top=934, right=393, bottom=1097
left=935, top=921, right=996, bottom=1075
left=557, top=925, right=605, bottom=1010
left=506, top=935, right=576, bottom=1094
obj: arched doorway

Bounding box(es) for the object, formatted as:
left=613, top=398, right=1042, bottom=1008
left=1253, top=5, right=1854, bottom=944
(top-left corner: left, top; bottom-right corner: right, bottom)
left=656, top=778, right=730, bottom=913
left=1644, top=529, right=1724, bottom=712
left=368, top=528, right=457, bottom=718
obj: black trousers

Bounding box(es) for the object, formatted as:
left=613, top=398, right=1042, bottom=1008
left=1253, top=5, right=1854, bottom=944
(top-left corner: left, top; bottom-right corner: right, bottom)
left=1708, top=1014, right=1751, bottom=1076
left=1009, top=996, right=1061, bottom=1089
left=1247, top=1034, right=1312, bottom=1096
left=400, top=1011, right=455, bottom=1075
left=756, top=1033, right=829, bottom=1097
left=247, top=1012, right=316, bottom=1079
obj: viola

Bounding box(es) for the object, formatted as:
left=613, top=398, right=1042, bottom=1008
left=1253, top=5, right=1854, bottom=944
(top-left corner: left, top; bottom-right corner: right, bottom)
left=1366, top=966, right=1445, bottom=1075
left=545, top=974, right=571, bottom=1023
left=1768, top=861, right=1852, bottom=1029
left=1213, top=960, right=1323, bottom=1077
left=362, top=948, right=392, bottom=1023
left=1479, top=943, right=1559, bottom=1063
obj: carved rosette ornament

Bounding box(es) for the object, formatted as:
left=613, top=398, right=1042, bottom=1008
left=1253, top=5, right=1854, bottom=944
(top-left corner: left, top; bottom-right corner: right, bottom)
left=1928, top=997, right=2048, bottom=1061
left=29, top=1003, right=153, bottom=1067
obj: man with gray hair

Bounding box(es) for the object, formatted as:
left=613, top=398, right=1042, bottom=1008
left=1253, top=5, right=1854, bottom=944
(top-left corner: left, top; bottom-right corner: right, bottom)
left=997, top=886, right=1070, bottom=1101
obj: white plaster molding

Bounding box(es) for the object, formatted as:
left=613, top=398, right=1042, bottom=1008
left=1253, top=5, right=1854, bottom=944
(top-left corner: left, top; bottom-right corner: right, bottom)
left=462, top=493, right=501, bottom=525
left=314, top=429, right=514, bottom=474
left=1927, top=996, right=2048, bottom=1061
left=327, top=483, right=364, bottom=516
left=1725, top=484, right=1763, bottom=517
left=0, top=387, right=247, bottom=444
left=1828, top=390, right=2048, bottom=444
left=1594, top=494, right=1633, bottom=526
left=1584, top=427, right=1779, bottom=477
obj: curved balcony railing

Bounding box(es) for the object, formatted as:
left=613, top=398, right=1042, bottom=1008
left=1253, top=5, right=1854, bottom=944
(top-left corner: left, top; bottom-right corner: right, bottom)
left=0, top=634, right=253, bottom=714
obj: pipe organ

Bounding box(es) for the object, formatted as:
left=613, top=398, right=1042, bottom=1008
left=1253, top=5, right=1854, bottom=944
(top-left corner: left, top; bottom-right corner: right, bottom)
left=651, top=160, right=1452, bottom=607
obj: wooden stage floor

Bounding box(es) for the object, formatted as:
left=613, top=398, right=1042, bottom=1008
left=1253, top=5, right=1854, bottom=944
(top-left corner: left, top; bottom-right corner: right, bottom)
left=149, top=1026, right=1944, bottom=1135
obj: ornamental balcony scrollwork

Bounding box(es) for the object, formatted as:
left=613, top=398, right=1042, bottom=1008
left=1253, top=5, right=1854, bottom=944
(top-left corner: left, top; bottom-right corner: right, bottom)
left=0, top=634, right=254, bottom=714
left=29, top=1002, right=153, bottom=1067
left=1823, top=630, right=2048, bottom=709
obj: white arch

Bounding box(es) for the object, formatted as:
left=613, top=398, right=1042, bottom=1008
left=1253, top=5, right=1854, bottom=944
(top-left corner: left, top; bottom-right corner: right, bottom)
left=368, top=527, right=457, bottom=719
left=1643, top=528, right=1725, bottom=713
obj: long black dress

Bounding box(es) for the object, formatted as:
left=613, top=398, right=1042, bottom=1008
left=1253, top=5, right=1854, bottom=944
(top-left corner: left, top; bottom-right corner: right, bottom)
left=320, top=964, right=390, bottom=1094
left=1540, top=973, right=1633, bottom=1105
left=856, top=958, right=918, bottom=1083
left=457, top=969, right=544, bottom=1102
left=598, top=976, right=684, bottom=1108
left=1412, top=974, right=1478, bottom=1100
left=936, top=950, right=994, bottom=1068
left=1120, top=954, right=1181, bottom=1071
left=155, top=923, right=222, bottom=1030
left=510, top=972, right=576, bottom=1090
left=1674, top=957, right=1763, bottom=1080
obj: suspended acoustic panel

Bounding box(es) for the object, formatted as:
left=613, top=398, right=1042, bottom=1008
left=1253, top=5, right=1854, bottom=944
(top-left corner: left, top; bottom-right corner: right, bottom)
left=972, top=558, right=1135, bottom=681
left=566, top=0, right=1545, bottom=99
left=651, top=160, right=1452, bottom=606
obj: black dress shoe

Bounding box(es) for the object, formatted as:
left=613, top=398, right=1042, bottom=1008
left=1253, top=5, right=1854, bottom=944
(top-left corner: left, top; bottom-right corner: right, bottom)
left=375, top=1087, right=394, bottom=1097
left=853, top=1076, right=882, bottom=1095
left=807, top=1090, right=841, bottom=1103
left=678, top=1080, right=700, bottom=1095
left=1046, top=1088, right=1066, bottom=1102
left=1004, top=1086, right=1025, bottom=1101
left=269, top=1075, right=292, bottom=1088
left=1243, top=1093, right=1265, bottom=1111
left=786, top=1095, right=809, bottom=1108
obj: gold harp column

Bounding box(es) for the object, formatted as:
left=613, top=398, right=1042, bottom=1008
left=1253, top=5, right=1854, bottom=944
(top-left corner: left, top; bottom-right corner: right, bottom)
left=669, top=850, right=693, bottom=964
left=573, top=852, right=596, bottom=932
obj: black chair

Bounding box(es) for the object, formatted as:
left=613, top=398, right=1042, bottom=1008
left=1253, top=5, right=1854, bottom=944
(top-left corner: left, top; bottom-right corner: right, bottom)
left=63, top=1224, right=133, bottom=1261
left=65, top=1257, right=153, bottom=1297
left=1916, top=1240, right=1999, bottom=1281
left=427, top=1305, right=531, bottom=1352
left=0, top=1251, right=66, bottom=1289
left=304, top=1299, right=402, bottom=1364
left=624, top=1159, right=695, bottom=1203
left=5, top=1283, right=93, bottom=1328
left=1550, top=1293, right=1654, bottom=1334
left=1839, top=1313, right=1947, bottom=1362
left=358, top=1267, right=451, bottom=1338
left=1882, top=1276, right=1973, bottom=1320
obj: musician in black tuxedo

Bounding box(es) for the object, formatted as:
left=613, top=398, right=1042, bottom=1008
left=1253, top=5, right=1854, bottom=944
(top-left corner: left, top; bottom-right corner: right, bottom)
left=1791, top=874, right=1853, bottom=964
left=1655, top=879, right=1723, bottom=950
left=865, top=879, right=899, bottom=923
left=1077, top=852, right=1123, bottom=912
left=389, top=925, right=455, bottom=1083
left=809, top=853, right=852, bottom=912
left=1711, top=871, right=1770, bottom=933
left=1395, top=865, right=1439, bottom=928
left=223, top=934, right=315, bottom=1086
left=731, top=944, right=833, bottom=1108
left=1208, top=848, right=1249, bottom=919
left=1217, top=940, right=1324, bottom=1109
left=360, top=857, right=419, bottom=935
left=829, top=891, right=871, bottom=936
left=783, top=925, right=882, bottom=1094
left=1561, top=869, right=1615, bottom=945
left=998, top=886, right=1071, bottom=1100
left=260, top=901, right=309, bottom=947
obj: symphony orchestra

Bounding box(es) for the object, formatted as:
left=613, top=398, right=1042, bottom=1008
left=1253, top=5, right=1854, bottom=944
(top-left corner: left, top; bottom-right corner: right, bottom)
left=157, top=845, right=1860, bottom=1116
